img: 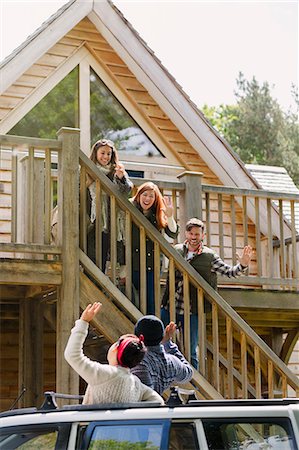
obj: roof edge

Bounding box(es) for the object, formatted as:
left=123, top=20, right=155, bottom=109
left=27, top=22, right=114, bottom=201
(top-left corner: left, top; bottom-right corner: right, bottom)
left=0, top=0, right=93, bottom=94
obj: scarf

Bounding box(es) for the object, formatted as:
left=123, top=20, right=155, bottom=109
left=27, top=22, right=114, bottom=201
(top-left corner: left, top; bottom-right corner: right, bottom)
left=184, top=239, right=203, bottom=260
left=88, top=163, right=126, bottom=242
left=88, top=164, right=112, bottom=229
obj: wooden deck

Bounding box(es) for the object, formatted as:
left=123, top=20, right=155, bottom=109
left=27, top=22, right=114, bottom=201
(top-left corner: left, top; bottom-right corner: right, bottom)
left=0, top=131, right=298, bottom=411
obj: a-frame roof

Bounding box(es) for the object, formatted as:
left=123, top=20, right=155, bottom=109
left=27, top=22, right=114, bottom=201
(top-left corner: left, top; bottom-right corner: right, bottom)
left=0, top=0, right=259, bottom=190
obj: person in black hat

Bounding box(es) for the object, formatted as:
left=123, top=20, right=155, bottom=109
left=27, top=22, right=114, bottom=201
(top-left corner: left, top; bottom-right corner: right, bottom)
left=131, top=315, right=193, bottom=395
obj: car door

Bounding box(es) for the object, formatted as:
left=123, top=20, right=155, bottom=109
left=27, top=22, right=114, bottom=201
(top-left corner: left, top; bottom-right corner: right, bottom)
left=201, top=417, right=298, bottom=450
left=0, top=423, right=72, bottom=450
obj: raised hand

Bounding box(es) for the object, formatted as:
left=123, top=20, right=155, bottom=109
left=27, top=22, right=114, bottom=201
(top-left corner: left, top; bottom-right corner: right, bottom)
left=162, top=321, right=176, bottom=343
left=163, top=196, right=174, bottom=218
left=236, top=245, right=253, bottom=267
left=115, top=163, right=126, bottom=179
left=81, top=302, right=102, bottom=323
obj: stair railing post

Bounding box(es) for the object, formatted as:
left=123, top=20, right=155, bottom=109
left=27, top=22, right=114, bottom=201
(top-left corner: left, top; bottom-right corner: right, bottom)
left=56, top=127, right=80, bottom=403
left=177, top=171, right=203, bottom=239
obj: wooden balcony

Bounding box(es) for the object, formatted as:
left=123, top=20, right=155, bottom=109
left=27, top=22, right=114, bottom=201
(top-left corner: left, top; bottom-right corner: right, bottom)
left=0, top=130, right=298, bottom=409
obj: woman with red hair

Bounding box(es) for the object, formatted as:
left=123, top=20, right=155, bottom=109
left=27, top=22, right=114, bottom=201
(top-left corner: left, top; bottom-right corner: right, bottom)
left=131, top=182, right=179, bottom=314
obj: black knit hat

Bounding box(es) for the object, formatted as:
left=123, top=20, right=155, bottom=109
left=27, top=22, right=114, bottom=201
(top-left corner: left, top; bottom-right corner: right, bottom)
left=134, top=315, right=165, bottom=346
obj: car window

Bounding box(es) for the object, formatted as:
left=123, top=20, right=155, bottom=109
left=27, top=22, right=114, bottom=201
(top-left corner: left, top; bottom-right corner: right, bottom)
left=0, top=424, right=71, bottom=450
left=202, top=418, right=296, bottom=450
left=82, top=420, right=170, bottom=450
left=168, top=422, right=198, bottom=450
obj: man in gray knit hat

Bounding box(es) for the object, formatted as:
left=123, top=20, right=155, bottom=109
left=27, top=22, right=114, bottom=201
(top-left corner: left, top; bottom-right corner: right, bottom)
left=131, top=315, right=193, bottom=395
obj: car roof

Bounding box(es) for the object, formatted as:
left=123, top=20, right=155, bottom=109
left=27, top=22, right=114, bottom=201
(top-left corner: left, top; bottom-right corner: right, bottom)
left=1, top=396, right=298, bottom=421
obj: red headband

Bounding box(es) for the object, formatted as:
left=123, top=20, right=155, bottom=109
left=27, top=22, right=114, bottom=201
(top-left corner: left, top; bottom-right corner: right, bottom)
left=117, top=335, right=144, bottom=367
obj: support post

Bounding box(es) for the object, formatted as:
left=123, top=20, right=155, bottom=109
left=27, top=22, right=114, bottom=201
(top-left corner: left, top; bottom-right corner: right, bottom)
left=177, top=171, right=203, bottom=238
left=19, top=298, right=44, bottom=408
left=56, top=128, right=80, bottom=400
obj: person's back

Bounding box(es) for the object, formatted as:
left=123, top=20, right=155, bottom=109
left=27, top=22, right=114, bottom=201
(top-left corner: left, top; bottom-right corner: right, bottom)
left=131, top=315, right=193, bottom=395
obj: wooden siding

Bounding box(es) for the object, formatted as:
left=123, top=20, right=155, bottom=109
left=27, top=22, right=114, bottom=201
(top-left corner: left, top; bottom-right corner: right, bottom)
left=0, top=17, right=218, bottom=184
left=0, top=18, right=256, bottom=267
left=0, top=149, right=12, bottom=256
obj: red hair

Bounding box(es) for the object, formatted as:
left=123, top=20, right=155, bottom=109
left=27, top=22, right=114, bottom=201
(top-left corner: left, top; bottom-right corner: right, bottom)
left=132, top=182, right=167, bottom=229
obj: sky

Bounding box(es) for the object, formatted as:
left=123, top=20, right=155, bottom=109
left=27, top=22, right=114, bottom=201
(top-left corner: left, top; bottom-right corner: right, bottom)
left=0, top=0, right=298, bottom=112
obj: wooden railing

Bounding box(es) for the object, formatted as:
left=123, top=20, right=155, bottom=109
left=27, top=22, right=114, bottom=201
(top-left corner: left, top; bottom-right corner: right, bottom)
left=1, top=131, right=298, bottom=398
left=130, top=175, right=299, bottom=290
left=1, top=133, right=298, bottom=290
left=0, top=133, right=61, bottom=259
left=79, top=151, right=299, bottom=399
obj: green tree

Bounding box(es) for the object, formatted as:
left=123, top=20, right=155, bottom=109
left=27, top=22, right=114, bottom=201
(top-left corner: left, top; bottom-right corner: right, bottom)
left=9, top=68, right=79, bottom=138
left=202, top=73, right=299, bottom=186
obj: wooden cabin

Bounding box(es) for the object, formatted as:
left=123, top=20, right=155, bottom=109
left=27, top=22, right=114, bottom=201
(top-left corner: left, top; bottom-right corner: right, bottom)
left=0, top=0, right=298, bottom=411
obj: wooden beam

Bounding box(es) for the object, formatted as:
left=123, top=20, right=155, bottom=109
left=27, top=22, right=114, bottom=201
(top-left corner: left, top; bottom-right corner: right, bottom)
left=0, top=134, right=61, bottom=149
left=0, top=243, right=61, bottom=255
left=0, top=285, right=26, bottom=300
left=0, top=0, right=93, bottom=94
left=80, top=272, right=134, bottom=342
left=220, top=288, right=299, bottom=310
left=0, top=260, right=62, bottom=285
left=177, top=171, right=203, bottom=220
left=56, top=128, right=80, bottom=401
left=80, top=250, right=142, bottom=322
left=25, top=285, right=55, bottom=299
left=280, top=329, right=299, bottom=364
left=18, top=298, right=44, bottom=408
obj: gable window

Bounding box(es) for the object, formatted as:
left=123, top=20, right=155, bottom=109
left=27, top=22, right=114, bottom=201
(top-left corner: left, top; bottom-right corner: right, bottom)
left=90, top=69, right=163, bottom=158
left=9, top=67, right=79, bottom=138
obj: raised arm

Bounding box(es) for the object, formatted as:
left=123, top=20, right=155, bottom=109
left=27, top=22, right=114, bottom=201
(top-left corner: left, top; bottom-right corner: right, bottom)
left=162, top=322, right=193, bottom=382
left=212, top=245, right=252, bottom=277
left=64, top=302, right=114, bottom=385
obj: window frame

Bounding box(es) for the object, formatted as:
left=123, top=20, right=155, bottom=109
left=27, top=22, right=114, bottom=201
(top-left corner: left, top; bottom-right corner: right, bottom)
left=0, top=422, right=72, bottom=450
left=201, top=416, right=298, bottom=450
left=81, top=419, right=171, bottom=450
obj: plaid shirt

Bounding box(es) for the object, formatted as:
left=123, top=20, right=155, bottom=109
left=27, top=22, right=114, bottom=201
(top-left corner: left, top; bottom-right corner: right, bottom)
left=131, top=341, right=193, bottom=395
left=174, top=246, right=247, bottom=314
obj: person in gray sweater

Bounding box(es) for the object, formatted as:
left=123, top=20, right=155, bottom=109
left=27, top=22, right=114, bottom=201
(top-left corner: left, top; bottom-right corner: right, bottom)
left=64, top=302, right=164, bottom=405
left=131, top=315, right=193, bottom=395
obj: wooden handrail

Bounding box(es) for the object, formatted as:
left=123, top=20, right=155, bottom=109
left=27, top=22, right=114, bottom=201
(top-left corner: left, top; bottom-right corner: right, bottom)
left=79, top=150, right=299, bottom=398
left=202, top=183, right=299, bottom=201
left=0, top=134, right=62, bottom=149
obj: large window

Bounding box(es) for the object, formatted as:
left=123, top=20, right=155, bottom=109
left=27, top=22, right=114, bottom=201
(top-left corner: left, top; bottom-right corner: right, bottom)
left=9, top=67, right=79, bottom=138
left=90, top=69, right=163, bottom=158
left=83, top=420, right=170, bottom=449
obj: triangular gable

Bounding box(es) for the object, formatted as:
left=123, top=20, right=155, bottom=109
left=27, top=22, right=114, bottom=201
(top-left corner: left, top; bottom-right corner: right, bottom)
left=0, top=0, right=260, bottom=190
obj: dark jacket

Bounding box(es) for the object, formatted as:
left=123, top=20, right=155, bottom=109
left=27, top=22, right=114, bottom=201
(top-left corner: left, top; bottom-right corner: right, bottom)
left=161, top=245, right=217, bottom=314
left=131, top=205, right=178, bottom=272
left=86, top=170, right=132, bottom=265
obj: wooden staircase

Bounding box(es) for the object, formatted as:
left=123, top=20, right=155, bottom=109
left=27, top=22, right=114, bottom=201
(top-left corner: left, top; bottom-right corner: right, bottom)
left=0, top=131, right=298, bottom=410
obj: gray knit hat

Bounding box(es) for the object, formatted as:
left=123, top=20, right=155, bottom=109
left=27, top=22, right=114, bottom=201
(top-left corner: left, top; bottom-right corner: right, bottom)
left=134, top=315, right=165, bottom=346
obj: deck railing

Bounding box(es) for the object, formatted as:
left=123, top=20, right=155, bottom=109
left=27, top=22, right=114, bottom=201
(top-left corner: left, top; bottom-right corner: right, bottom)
left=130, top=175, right=299, bottom=290
left=79, top=150, right=299, bottom=399
left=0, top=133, right=61, bottom=259
left=1, top=131, right=299, bottom=398
left=0, top=133, right=299, bottom=287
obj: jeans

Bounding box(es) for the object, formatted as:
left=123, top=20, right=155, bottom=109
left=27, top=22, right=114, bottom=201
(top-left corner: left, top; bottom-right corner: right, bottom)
left=132, top=270, right=155, bottom=315
left=87, top=227, right=109, bottom=272
left=161, top=307, right=199, bottom=369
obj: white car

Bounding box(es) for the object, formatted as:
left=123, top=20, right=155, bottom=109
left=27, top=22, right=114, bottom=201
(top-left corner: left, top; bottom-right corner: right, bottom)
left=0, top=390, right=298, bottom=449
